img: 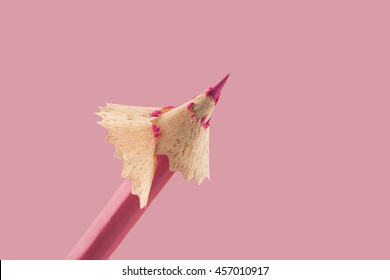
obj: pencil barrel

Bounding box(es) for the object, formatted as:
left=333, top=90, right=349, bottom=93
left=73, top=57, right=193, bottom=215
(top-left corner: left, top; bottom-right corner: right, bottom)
left=65, top=155, right=174, bottom=260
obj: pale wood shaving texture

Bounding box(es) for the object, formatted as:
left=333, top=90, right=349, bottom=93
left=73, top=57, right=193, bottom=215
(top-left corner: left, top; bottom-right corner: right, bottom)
left=97, top=93, right=216, bottom=207
left=192, top=93, right=215, bottom=123
left=154, top=93, right=215, bottom=184
left=97, top=104, right=158, bottom=208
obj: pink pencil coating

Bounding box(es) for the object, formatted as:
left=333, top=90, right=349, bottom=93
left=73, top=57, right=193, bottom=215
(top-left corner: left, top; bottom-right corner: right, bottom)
left=66, top=155, right=173, bottom=259
left=66, top=75, right=229, bottom=259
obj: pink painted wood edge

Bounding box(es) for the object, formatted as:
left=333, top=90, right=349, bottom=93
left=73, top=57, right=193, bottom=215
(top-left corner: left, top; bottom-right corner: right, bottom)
left=66, top=155, right=174, bottom=260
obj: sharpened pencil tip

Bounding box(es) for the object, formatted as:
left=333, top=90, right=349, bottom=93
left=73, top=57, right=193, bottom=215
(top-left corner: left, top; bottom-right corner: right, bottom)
left=207, top=74, right=230, bottom=104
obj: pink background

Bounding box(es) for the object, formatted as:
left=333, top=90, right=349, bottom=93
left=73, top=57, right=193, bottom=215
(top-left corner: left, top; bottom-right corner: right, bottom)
left=1, top=1, right=389, bottom=259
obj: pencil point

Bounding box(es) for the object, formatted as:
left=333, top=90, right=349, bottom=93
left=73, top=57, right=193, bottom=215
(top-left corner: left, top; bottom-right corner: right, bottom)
left=207, top=74, right=230, bottom=104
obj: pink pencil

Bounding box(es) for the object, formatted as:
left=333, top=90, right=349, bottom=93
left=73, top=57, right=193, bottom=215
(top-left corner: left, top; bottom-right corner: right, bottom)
left=66, top=75, right=229, bottom=259
left=66, top=155, right=173, bottom=259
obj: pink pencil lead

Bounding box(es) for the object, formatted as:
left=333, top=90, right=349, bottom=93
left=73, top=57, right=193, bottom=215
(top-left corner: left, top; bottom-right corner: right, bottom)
left=206, top=74, right=230, bottom=104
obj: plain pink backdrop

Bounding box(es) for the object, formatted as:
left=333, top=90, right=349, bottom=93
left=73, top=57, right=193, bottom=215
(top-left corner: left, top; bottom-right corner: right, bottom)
left=1, top=0, right=389, bottom=259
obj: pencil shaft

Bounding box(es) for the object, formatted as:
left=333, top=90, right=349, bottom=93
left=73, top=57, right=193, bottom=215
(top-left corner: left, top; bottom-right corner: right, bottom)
left=66, top=155, right=174, bottom=260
